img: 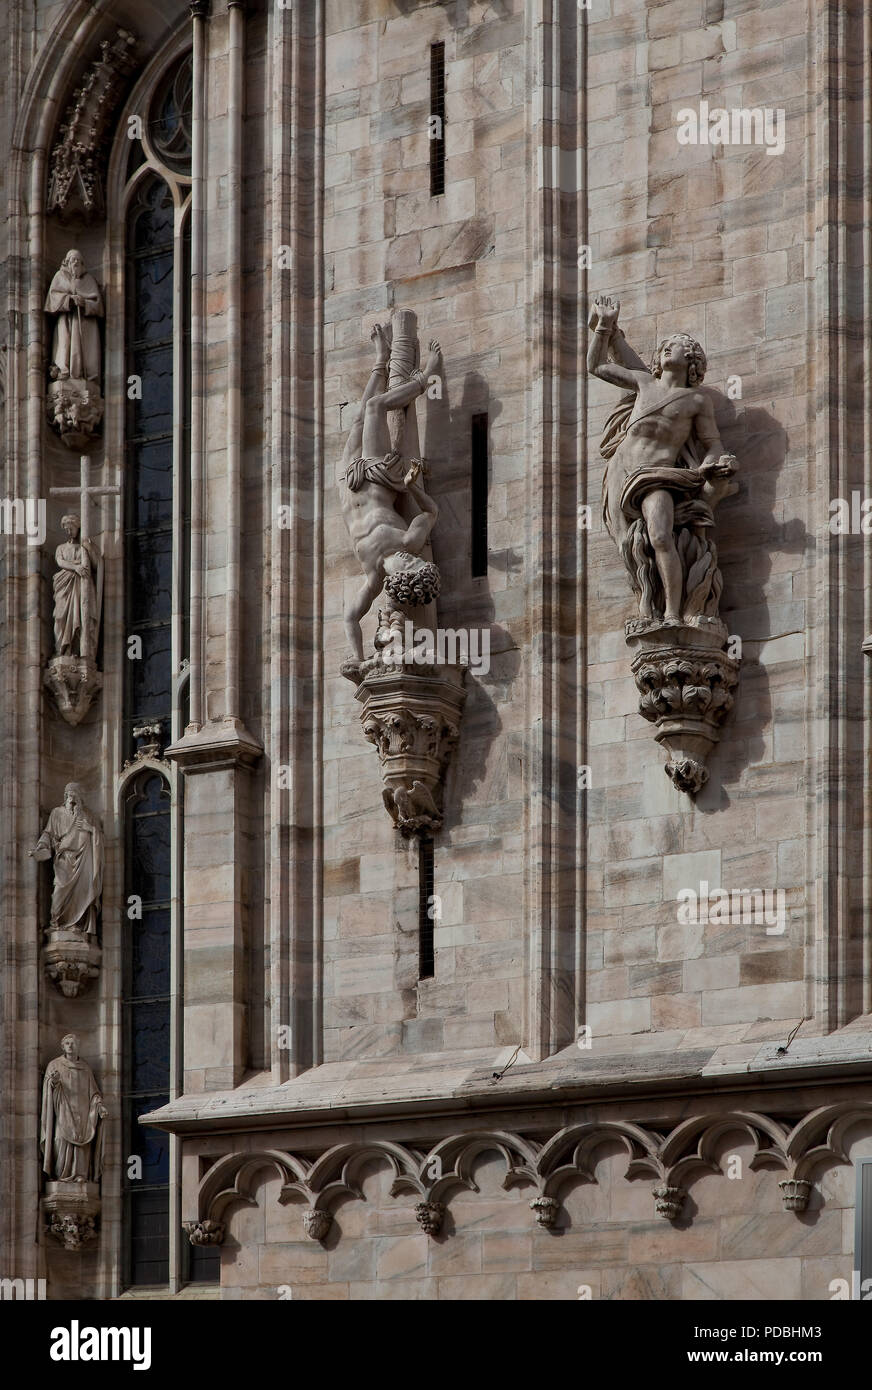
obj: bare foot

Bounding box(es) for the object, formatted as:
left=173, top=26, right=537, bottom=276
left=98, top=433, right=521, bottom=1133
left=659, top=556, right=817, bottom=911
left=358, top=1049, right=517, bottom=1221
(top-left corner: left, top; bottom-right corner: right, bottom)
left=371, top=322, right=389, bottom=366
left=423, top=339, right=442, bottom=377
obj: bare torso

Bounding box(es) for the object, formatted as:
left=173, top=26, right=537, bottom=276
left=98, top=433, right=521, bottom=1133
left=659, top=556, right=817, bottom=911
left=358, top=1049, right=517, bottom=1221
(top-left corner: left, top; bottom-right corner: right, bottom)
left=339, top=476, right=408, bottom=576
left=618, top=383, right=705, bottom=472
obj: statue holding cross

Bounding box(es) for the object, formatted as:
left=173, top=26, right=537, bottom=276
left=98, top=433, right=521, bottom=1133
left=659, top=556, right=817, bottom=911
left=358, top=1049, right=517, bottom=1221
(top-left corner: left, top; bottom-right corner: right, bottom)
left=44, top=454, right=120, bottom=725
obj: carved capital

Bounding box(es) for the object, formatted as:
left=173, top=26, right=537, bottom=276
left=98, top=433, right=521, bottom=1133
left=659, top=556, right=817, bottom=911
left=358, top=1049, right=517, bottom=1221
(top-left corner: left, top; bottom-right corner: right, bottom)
left=356, top=666, right=465, bottom=836
left=44, top=654, right=102, bottom=726
left=46, top=379, right=104, bottom=449
left=414, top=1200, right=445, bottom=1236
left=628, top=625, right=739, bottom=796
left=652, top=1184, right=685, bottom=1220
left=183, top=1219, right=225, bottom=1246
left=43, top=933, right=102, bottom=998
left=778, top=1178, right=812, bottom=1213
left=43, top=1181, right=100, bottom=1249
left=302, top=1209, right=332, bottom=1242
left=529, top=1196, right=560, bottom=1229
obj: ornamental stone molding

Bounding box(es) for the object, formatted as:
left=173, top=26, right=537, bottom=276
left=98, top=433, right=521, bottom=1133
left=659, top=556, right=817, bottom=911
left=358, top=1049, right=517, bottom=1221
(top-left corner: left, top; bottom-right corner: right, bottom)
left=588, top=295, right=740, bottom=796
left=186, top=1103, right=872, bottom=1246
left=47, top=29, right=138, bottom=221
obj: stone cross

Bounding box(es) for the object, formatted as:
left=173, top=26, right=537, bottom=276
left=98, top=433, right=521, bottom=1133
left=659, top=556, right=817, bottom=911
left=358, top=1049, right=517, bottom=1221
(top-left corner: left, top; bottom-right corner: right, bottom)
left=50, top=454, right=120, bottom=540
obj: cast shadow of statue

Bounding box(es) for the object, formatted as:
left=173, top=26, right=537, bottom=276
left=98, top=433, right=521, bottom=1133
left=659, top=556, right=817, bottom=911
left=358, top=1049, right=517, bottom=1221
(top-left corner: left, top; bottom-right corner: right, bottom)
left=694, top=392, right=805, bottom=810
left=419, top=368, right=521, bottom=829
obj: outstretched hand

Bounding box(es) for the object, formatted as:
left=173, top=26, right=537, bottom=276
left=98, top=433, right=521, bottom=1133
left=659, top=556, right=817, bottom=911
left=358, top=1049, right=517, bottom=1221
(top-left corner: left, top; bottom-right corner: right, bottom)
left=592, top=295, right=620, bottom=331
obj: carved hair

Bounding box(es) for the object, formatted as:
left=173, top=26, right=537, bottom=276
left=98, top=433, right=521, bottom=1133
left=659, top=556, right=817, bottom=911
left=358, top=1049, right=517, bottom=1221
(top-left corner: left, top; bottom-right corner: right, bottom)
left=63, top=781, right=84, bottom=803
left=60, top=1033, right=80, bottom=1049
left=62, top=249, right=85, bottom=273
left=383, top=553, right=441, bottom=607
left=61, top=513, right=80, bottom=531
left=651, top=333, right=706, bottom=387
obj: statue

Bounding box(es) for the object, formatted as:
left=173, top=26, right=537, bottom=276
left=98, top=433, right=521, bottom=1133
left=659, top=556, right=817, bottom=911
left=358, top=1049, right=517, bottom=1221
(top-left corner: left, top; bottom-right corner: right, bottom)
left=45, top=250, right=104, bottom=447
left=45, top=250, right=103, bottom=383
left=30, top=783, right=104, bottom=934
left=51, top=513, right=102, bottom=661
left=338, top=322, right=442, bottom=683
left=40, top=1035, right=107, bottom=1183
left=588, top=296, right=740, bottom=795
left=588, top=296, right=738, bottom=625
left=340, top=313, right=466, bottom=837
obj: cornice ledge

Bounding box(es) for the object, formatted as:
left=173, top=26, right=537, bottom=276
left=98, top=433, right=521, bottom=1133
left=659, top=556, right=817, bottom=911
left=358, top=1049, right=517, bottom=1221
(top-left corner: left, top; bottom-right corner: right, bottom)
left=164, top=718, right=263, bottom=772
left=140, top=1039, right=872, bottom=1137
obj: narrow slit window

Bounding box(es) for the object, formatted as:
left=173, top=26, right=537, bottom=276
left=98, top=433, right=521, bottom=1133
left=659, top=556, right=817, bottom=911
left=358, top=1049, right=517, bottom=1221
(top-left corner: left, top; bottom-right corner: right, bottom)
left=471, top=412, right=489, bottom=576
left=430, top=41, right=446, bottom=197
left=418, top=837, right=436, bottom=979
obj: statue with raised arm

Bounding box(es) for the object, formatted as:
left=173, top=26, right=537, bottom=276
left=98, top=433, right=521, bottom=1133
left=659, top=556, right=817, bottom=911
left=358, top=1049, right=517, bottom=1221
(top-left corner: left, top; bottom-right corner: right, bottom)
left=338, top=322, right=442, bottom=682
left=588, top=296, right=738, bottom=626
left=587, top=296, right=741, bottom=796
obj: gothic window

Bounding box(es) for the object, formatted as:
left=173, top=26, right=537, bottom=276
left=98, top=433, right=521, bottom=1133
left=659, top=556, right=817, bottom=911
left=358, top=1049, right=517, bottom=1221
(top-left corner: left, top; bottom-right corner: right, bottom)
left=117, top=46, right=214, bottom=1288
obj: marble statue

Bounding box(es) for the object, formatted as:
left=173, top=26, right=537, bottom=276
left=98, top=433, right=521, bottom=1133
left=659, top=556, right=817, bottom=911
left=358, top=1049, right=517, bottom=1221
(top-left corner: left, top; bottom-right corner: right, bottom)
left=40, top=1035, right=107, bottom=1183
left=45, top=250, right=103, bottom=383
left=588, top=295, right=740, bottom=796
left=30, top=783, right=104, bottom=934
left=44, top=251, right=105, bottom=447
left=338, top=323, right=442, bottom=681
left=51, top=513, right=102, bottom=661
left=588, top=296, right=738, bottom=625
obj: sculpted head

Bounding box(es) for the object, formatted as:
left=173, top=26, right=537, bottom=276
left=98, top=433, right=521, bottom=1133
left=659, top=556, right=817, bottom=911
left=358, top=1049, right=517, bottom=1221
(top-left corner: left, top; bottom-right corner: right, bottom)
left=62, top=249, right=85, bottom=279
left=60, top=1033, right=80, bottom=1060
left=651, top=333, right=706, bottom=387
left=61, top=513, right=80, bottom=540
left=383, top=551, right=441, bottom=607
left=63, top=782, right=84, bottom=813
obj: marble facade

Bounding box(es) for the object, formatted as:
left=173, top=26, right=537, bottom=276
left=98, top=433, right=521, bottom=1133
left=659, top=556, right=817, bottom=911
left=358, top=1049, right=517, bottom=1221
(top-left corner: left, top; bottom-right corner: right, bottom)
left=1, top=0, right=871, bottom=1304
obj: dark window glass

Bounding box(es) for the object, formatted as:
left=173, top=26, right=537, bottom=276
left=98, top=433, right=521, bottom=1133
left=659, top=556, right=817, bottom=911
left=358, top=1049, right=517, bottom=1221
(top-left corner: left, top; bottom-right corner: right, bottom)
left=123, top=175, right=174, bottom=1288
left=471, top=412, right=489, bottom=577
left=430, top=42, right=446, bottom=197
left=125, top=173, right=174, bottom=757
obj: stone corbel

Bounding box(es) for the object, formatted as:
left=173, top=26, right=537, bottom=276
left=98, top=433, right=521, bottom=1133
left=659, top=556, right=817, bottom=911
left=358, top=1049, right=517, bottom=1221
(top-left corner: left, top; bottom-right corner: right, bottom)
left=356, top=662, right=466, bottom=838
left=44, top=1183, right=100, bottom=1250
left=43, top=931, right=102, bottom=999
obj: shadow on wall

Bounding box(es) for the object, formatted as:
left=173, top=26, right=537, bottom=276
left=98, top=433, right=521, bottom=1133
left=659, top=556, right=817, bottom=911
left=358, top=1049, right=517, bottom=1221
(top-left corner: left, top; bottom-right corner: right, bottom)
left=419, top=366, right=521, bottom=832
left=698, top=390, right=805, bottom=811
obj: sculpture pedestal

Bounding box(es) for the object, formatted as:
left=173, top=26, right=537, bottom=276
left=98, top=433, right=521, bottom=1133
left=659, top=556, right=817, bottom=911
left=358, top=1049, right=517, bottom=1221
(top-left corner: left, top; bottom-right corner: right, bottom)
left=355, top=663, right=466, bottom=837
left=43, top=929, right=102, bottom=998
left=627, top=619, right=739, bottom=797
left=44, top=654, right=102, bottom=725
left=43, top=1180, right=100, bottom=1250
left=46, top=378, right=104, bottom=449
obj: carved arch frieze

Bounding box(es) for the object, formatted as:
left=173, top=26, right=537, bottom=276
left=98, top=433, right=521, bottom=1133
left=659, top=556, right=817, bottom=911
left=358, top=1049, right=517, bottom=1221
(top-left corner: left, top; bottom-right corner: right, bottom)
left=183, top=1103, right=872, bottom=1249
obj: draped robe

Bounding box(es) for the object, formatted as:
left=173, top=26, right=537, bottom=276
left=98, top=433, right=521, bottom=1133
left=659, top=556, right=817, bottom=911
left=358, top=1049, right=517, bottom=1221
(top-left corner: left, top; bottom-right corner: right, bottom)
left=40, top=1055, right=104, bottom=1181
